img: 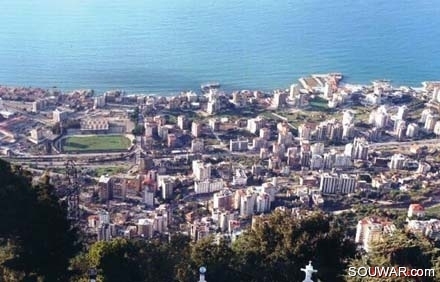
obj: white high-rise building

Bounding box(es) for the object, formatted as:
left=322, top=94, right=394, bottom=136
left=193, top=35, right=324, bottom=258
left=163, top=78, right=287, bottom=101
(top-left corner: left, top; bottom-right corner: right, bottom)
left=230, top=138, right=248, bottom=152
left=98, top=210, right=110, bottom=226
left=406, top=123, right=419, bottom=138
left=319, top=173, right=340, bottom=194
left=208, top=118, right=220, bottom=131
left=191, top=139, right=205, bottom=153
left=420, top=109, right=432, bottom=123
left=394, top=120, right=406, bottom=140
left=372, top=106, right=389, bottom=128
left=144, top=121, right=157, bottom=138
left=219, top=211, right=231, bottom=232
left=344, top=143, right=353, bottom=157
left=298, top=124, right=313, bottom=140
left=434, top=121, right=440, bottom=136
left=256, top=193, right=271, bottom=213
left=342, top=110, right=355, bottom=126
left=389, top=154, right=406, bottom=170
left=192, top=160, right=212, bottom=181
left=352, top=138, right=369, bottom=160
left=289, top=83, right=298, bottom=100
left=53, top=108, right=68, bottom=123
left=425, top=114, right=439, bottom=132
left=310, top=154, right=323, bottom=170
left=259, top=128, right=271, bottom=140
left=97, top=224, right=111, bottom=241
left=396, top=106, right=407, bottom=120
left=319, top=173, right=357, bottom=195
left=213, top=189, right=234, bottom=210
left=160, top=177, right=174, bottom=200
left=310, top=142, right=325, bottom=155
left=272, top=90, right=288, bottom=109
left=431, top=87, right=440, bottom=103
left=94, top=95, right=106, bottom=109
left=232, top=169, right=248, bottom=186
left=192, top=122, right=202, bottom=137
left=339, top=174, right=357, bottom=194
left=342, top=124, right=354, bottom=139
left=247, top=116, right=265, bottom=134
left=207, top=99, right=217, bottom=115
left=194, top=179, right=223, bottom=194
left=240, top=193, right=256, bottom=218
left=144, top=186, right=155, bottom=207
left=323, top=83, right=333, bottom=99
left=177, top=115, right=189, bottom=130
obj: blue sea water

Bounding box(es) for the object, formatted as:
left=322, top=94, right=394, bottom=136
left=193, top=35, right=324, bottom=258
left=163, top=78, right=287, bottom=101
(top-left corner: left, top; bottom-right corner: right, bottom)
left=0, top=0, right=439, bottom=95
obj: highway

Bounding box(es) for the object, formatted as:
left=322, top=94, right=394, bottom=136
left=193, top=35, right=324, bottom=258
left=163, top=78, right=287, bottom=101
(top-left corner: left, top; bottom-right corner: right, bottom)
left=8, top=151, right=134, bottom=160
left=368, top=138, right=440, bottom=148
left=5, top=159, right=132, bottom=168
left=2, top=137, right=439, bottom=166
left=330, top=138, right=440, bottom=151
left=271, top=112, right=297, bottom=130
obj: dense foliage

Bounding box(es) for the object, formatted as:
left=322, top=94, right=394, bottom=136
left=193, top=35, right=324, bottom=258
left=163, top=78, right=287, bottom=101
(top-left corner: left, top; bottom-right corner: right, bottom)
left=70, top=211, right=357, bottom=282
left=0, top=160, right=81, bottom=281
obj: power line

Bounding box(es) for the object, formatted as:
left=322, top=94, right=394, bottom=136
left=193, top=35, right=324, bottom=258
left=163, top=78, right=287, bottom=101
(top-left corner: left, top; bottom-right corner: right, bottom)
left=65, top=160, right=80, bottom=224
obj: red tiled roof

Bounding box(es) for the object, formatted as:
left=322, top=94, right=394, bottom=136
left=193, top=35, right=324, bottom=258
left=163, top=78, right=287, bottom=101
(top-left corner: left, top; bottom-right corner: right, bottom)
left=409, top=204, right=425, bottom=211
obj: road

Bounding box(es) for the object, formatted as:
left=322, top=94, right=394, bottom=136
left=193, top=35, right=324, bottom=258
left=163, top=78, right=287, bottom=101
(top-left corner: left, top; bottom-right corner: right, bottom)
left=331, top=138, right=440, bottom=151
left=271, top=112, right=297, bottom=130
left=2, top=136, right=440, bottom=165
left=4, top=158, right=132, bottom=168
left=8, top=151, right=134, bottom=160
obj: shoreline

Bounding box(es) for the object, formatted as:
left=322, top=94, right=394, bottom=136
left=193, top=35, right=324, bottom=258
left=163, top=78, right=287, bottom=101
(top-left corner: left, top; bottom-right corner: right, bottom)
left=0, top=74, right=438, bottom=98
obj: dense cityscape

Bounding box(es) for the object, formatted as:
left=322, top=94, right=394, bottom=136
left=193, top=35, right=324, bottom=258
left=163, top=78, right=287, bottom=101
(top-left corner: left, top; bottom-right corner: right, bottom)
left=1, top=73, right=440, bottom=281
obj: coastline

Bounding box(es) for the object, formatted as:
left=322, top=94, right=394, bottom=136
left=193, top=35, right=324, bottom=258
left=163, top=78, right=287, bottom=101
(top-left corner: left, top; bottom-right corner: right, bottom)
left=0, top=73, right=438, bottom=98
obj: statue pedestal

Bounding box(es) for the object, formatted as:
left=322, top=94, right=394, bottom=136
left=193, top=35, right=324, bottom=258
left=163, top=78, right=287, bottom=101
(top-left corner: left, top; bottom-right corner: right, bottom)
left=198, top=266, right=207, bottom=282
left=301, top=261, right=317, bottom=282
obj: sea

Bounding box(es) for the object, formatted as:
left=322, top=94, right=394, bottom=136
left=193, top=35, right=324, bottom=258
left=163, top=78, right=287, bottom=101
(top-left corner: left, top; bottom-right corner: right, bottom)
left=0, top=0, right=439, bottom=95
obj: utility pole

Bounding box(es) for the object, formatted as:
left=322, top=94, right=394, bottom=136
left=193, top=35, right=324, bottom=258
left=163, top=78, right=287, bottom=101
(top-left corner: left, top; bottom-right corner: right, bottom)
left=65, top=160, right=80, bottom=223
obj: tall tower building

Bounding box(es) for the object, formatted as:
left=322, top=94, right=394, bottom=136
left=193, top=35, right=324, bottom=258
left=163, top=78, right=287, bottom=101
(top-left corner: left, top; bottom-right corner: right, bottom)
left=192, top=122, right=202, bottom=138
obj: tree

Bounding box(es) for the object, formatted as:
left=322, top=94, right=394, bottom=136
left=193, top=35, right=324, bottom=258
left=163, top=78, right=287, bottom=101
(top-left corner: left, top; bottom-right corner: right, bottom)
left=176, top=237, right=239, bottom=282
left=0, top=160, right=81, bottom=281
left=130, top=107, right=140, bottom=122
left=83, top=238, right=183, bottom=282
left=232, top=211, right=356, bottom=282
left=87, top=239, right=144, bottom=282
left=131, top=125, right=145, bottom=136
left=52, top=122, right=61, bottom=134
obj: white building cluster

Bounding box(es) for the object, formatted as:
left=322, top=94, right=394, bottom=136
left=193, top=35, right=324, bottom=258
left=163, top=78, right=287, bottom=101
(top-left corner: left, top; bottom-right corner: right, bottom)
left=230, top=138, right=248, bottom=152
left=355, top=216, right=396, bottom=252
left=247, top=116, right=265, bottom=134
left=234, top=183, right=277, bottom=218
left=135, top=205, right=170, bottom=238
left=368, top=106, right=389, bottom=129
left=232, top=168, right=248, bottom=186
left=80, top=118, right=109, bottom=131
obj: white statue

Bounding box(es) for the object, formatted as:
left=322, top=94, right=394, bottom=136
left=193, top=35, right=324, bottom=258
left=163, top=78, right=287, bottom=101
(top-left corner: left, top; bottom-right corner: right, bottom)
left=198, top=266, right=207, bottom=282
left=301, top=261, right=317, bottom=282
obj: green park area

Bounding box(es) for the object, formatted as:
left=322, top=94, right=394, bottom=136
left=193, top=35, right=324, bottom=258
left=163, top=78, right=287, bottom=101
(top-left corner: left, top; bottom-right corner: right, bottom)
left=63, top=135, right=132, bottom=152
left=93, top=166, right=127, bottom=176
left=308, top=96, right=329, bottom=110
